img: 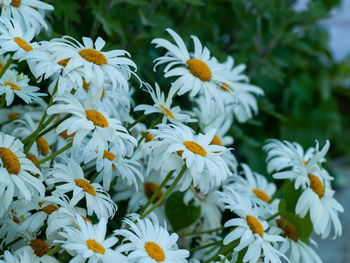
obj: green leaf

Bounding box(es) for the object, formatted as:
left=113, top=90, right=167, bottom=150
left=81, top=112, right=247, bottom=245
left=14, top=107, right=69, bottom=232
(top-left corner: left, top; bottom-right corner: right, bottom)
left=165, top=191, right=201, bottom=231
left=278, top=183, right=313, bottom=244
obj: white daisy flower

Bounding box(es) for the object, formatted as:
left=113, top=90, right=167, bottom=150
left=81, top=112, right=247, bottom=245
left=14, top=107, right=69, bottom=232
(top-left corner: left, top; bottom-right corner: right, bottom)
left=183, top=188, right=223, bottom=231
left=229, top=163, right=276, bottom=207
left=0, top=17, right=35, bottom=59
left=275, top=218, right=322, bottom=263
left=0, top=70, right=45, bottom=106
left=115, top=216, right=189, bottom=263
left=26, top=41, right=84, bottom=96
left=150, top=123, right=231, bottom=193
left=0, top=251, right=22, bottom=263
left=135, top=83, right=196, bottom=124
left=47, top=36, right=137, bottom=89
left=295, top=175, right=343, bottom=239
left=218, top=56, right=264, bottom=123
left=264, top=139, right=331, bottom=189
left=46, top=159, right=117, bottom=219
left=83, top=145, right=143, bottom=191
left=15, top=240, right=59, bottom=263
left=47, top=92, right=136, bottom=158
left=218, top=188, right=288, bottom=263
left=0, top=0, right=53, bottom=32
left=46, top=195, right=89, bottom=240
left=58, top=215, right=128, bottom=263
left=152, top=28, right=234, bottom=109
left=0, top=133, right=44, bottom=217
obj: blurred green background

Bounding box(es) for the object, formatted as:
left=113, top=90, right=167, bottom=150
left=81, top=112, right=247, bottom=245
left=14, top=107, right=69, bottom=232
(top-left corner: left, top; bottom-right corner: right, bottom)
left=44, top=0, right=350, bottom=174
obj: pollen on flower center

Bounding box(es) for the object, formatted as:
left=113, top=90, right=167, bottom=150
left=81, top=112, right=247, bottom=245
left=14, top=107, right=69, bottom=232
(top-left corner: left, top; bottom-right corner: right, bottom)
left=145, top=241, right=165, bottom=262
left=86, top=239, right=105, bottom=254
left=144, top=182, right=163, bottom=204
left=83, top=79, right=90, bottom=91
left=0, top=147, right=20, bottom=174
left=307, top=174, right=325, bottom=198
left=30, top=239, right=50, bottom=257
left=36, top=136, right=50, bottom=156
left=252, top=189, right=271, bottom=202
left=160, top=105, right=175, bottom=119
left=11, top=0, right=21, bottom=7
left=42, top=204, right=59, bottom=215
left=186, top=58, right=211, bottom=82
left=13, top=37, right=33, bottom=52
left=210, top=135, right=222, bottom=146
left=302, top=159, right=307, bottom=165
left=103, top=150, right=116, bottom=161
left=85, top=110, right=109, bottom=127
left=276, top=219, right=299, bottom=242
left=183, top=141, right=207, bottom=157
left=246, top=215, right=264, bottom=238
left=79, top=49, right=107, bottom=65
left=145, top=133, right=155, bottom=142
left=58, top=58, right=70, bottom=67
left=4, top=82, right=21, bottom=91
left=26, top=153, right=41, bottom=178
left=82, top=216, right=93, bottom=225
left=75, top=178, right=96, bottom=196
left=59, top=130, right=75, bottom=140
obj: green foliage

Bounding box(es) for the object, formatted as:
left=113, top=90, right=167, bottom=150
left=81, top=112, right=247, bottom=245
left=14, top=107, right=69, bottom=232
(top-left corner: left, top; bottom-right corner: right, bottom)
left=46, top=0, right=350, bottom=172
left=278, top=182, right=313, bottom=243
left=165, top=191, right=201, bottom=231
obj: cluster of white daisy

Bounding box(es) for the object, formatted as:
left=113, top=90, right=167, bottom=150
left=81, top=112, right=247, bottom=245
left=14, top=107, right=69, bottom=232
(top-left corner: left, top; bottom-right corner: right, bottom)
left=0, top=1, right=344, bottom=263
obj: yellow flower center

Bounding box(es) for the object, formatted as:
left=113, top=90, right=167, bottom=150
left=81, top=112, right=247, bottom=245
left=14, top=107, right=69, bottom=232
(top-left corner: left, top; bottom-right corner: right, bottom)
left=8, top=112, right=20, bottom=120
left=183, top=141, right=207, bottom=157
left=75, top=178, right=96, bottom=196
left=307, top=174, right=325, bottom=198
left=85, top=110, right=109, bottom=127
left=42, top=204, right=59, bottom=215
left=83, top=79, right=90, bottom=91
left=276, top=219, right=299, bottom=242
left=30, top=239, right=50, bottom=257
left=4, top=82, right=21, bottom=91
left=186, top=58, right=211, bottom=82
left=0, top=147, right=20, bottom=175
left=36, top=136, right=50, bottom=156
left=144, top=182, right=163, bottom=204
left=13, top=215, right=20, bottom=223
left=13, top=37, right=33, bottom=52
left=26, top=153, right=41, bottom=178
left=145, top=133, right=155, bottom=142
left=160, top=105, right=174, bottom=119
left=86, top=239, right=105, bottom=254
left=302, top=159, right=307, bottom=165
left=59, top=130, right=75, bottom=139
left=252, top=189, right=271, bottom=202
left=220, top=82, right=231, bottom=92
left=11, top=0, right=21, bottom=7
left=79, top=49, right=107, bottom=65
left=145, top=241, right=165, bottom=262
left=82, top=216, right=93, bottom=225
left=103, top=150, right=116, bottom=161
left=0, top=64, right=3, bottom=71
left=246, top=215, right=264, bottom=238
left=210, top=135, right=222, bottom=146
left=58, top=58, right=70, bottom=67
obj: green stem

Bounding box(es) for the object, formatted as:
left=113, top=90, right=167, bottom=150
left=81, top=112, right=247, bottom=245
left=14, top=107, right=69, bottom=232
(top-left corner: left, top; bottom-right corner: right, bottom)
left=90, top=170, right=101, bottom=183
left=271, top=180, right=287, bottom=201
left=47, top=244, right=62, bottom=256
left=2, top=237, right=22, bottom=250
left=139, top=169, right=175, bottom=215
left=179, top=226, right=225, bottom=237
left=24, top=81, right=59, bottom=153
left=266, top=212, right=279, bottom=222
left=189, top=240, right=221, bottom=253
left=127, top=114, right=146, bottom=130
left=0, top=94, right=6, bottom=109
left=37, top=115, right=71, bottom=139
left=133, top=115, right=162, bottom=153
left=203, top=239, right=238, bottom=263
left=35, top=142, right=72, bottom=166
left=140, top=164, right=186, bottom=219
left=0, top=55, right=14, bottom=79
